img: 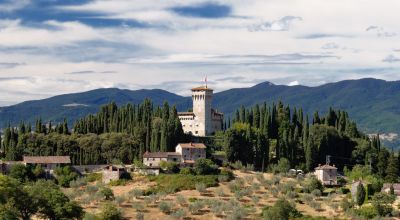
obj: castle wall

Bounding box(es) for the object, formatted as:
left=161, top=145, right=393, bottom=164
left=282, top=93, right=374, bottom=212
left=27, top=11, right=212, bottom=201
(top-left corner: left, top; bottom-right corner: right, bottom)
left=179, top=86, right=223, bottom=136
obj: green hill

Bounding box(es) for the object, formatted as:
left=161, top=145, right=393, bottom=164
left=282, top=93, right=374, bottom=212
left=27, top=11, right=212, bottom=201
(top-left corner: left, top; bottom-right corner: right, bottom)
left=0, top=78, right=399, bottom=145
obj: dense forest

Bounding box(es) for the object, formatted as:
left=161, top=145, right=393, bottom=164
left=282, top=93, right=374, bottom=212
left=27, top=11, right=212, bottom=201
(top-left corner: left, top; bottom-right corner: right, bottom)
left=1, top=99, right=398, bottom=180
left=1, top=100, right=188, bottom=164
left=221, top=103, right=391, bottom=174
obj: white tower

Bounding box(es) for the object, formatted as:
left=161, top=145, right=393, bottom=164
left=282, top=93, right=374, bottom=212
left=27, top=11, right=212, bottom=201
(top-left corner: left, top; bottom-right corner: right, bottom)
left=191, top=86, right=213, bottom=136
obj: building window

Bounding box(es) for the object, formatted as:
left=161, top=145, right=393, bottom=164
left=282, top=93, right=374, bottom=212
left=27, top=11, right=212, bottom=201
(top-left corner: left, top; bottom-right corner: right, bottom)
left=195, top=131, right=198, bottom=134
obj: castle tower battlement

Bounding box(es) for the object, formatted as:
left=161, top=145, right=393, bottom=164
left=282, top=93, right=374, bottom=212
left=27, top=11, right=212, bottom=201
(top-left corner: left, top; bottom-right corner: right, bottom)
left=178, top=85, right=223, bottom=136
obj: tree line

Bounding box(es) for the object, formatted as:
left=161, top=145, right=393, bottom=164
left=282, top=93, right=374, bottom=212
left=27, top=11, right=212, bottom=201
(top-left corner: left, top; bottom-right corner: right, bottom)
left=222, top=102, right=397, bottom=179
left=1, top=100, right=188, bottom=164
left=1, top=99, right=398, bottom=180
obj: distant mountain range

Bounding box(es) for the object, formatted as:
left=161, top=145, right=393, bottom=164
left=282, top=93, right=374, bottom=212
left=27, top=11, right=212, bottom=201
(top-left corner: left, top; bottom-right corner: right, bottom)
left=1, top=78, right=399, bottom=144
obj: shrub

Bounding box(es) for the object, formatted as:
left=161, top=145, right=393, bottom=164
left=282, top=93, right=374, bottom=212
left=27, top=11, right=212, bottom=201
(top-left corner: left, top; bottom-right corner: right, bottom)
left=218, top=175, right=229, bottom=182
left=179, top=167, right=194, bottom=175
left=136, top=212, right=144, bottom=220
left=54, top=166, right=79, bottom=187
left=371, top=192, right=395, bottom=216
left=231, top=161, right=244, bottom=170
left=302, top=194, right=314, bottom=204
left=32, top=165, right=45, bottom=179
left=195, top=183, right=207, bottom=194
left=85, top=185, right=99, bottom=194
left=251, top=195, right=260, bottom=204
left=210, top=200, right=224, bottom=216
left=340, top=198, right=353, bottom=212
left=228, top=179, right=244, bottom=193
left=286, top=191, right=298, bottom=200
left=311, top=189, right=322, bottom=197
left=269, top=186, right=279, bottom=198
left=256, top=173, right=265, bottom=182
left=176, top=195, right=187, bottom=206
left=337, top=177, right=347, bottom=186
left=309, top=201, right=322, bottom=211
left=83, top=212, right=100, bottom=220
left=194, top=158, right=219, bottom=175
left=131, top=202, right=145, bottom=211
left=355, top=205, right=378, bottom=219
left=99, top=203, right=122, bottom=220
left=128, top=189, right=143, bottom=200
left=114, top=196, right=126, bottom=206
left=219, top=169, right=234, bottom=181
left=85, top=173, right=102, bottom=182
left=215, top=188, right=225, bottom=197
left=338, top=187, right=350, bottom=195
left=189, top=201, right=205, bottom=214
left=70, top=177, right=87, bottom=188
left=159, top=161, right=180, bottom=174
left=9, top=164, right=33, bottom=182
left=108, top=179, right=129, bottom=186
left=227, top=205, right=248, bottom=220
left=303, top=176, right=323, bottom=193
left=241, top=164, right=254, bottom=173
left=271, top=176, right=281, bottom=185
left=146, top=174, right=218, bottom=194
left=158, top=201, right=172, bottom=214
left=170, top=209, right=186, bottom=219
left=262, top=198, right=302, bottom=219
left=244, top=175, right=254, bottom=184
left=274, top=158, right=291, bottom=174
left=99, top=187, right=114, bottom=200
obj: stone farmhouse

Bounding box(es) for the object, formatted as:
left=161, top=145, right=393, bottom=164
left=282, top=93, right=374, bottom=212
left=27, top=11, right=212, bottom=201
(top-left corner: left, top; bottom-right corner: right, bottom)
left=102, top=165, right=127, bottom=183
left=23, top=156, right=71, bottom=173
left=143, top=143, right=206, bottom=168
left=178, top=85, right=223, bottom=137
left=314, top=164, right=337, bottom=186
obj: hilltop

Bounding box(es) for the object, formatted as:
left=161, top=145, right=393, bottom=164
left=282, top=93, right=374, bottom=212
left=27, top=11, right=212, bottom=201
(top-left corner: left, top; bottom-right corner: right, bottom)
left=1, top=78, right=399, bottom=144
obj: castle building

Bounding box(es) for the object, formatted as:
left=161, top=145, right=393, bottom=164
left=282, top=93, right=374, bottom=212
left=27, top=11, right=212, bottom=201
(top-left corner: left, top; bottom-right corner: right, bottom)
left=178, top=86, right=223, bottom=136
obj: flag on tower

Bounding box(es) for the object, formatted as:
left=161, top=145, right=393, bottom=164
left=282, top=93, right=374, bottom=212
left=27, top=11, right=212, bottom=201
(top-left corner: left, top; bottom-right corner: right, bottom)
left=205, top=75, right=207, bottom=88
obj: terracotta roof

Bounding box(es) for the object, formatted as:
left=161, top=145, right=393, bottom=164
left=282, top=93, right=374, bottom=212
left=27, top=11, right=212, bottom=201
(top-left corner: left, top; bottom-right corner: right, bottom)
left=178, top=112, right=195, bottom=116
left=23, top=156, right=71, bottom=164
left=178, top=143, right=206, bottom=149
left=191, top=86, right=213, bottom=91
left=315, top=164, right=337, bottom=170
left=143, top=151, right=181, bottom=158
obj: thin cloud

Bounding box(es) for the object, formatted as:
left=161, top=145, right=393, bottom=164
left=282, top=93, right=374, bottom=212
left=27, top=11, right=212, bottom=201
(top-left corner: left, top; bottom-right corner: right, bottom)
left=382, top=54, right=400, bottom=63
left=249, top=16, right=302, bottom=32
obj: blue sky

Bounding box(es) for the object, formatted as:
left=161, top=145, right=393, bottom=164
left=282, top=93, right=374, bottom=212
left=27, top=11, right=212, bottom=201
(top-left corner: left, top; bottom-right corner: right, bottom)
left=0, top=0, right=400, bottom=106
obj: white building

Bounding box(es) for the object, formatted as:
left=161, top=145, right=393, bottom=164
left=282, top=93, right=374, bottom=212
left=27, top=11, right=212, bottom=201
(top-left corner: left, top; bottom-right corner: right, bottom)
left=178, top=86, right=223, bottom=136
left=142, top=143, right=207, bottom=168
left=142, top=152, right=182, bottom=167
left=314, top=164, right=337, bottom=186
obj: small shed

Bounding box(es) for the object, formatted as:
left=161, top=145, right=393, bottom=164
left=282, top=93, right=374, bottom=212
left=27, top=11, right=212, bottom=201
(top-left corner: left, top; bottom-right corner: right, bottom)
left=314, top=164, right=337, bottom=186
left=382, top=183, right=400, bottom=196
left=102, top=165, right=127, bottom=183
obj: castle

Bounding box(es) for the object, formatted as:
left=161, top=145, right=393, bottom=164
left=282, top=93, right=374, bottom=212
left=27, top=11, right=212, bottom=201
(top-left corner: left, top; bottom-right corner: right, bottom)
left=178, top=85, right=223, bottom=136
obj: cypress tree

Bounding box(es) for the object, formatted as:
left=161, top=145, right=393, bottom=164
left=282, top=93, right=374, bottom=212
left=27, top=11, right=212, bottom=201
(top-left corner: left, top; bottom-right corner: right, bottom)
left=386, top=152, right=399, bottom=183
left=355, top=182, right=366, bottom=207
left=305, top=137, right=316, bottom=172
